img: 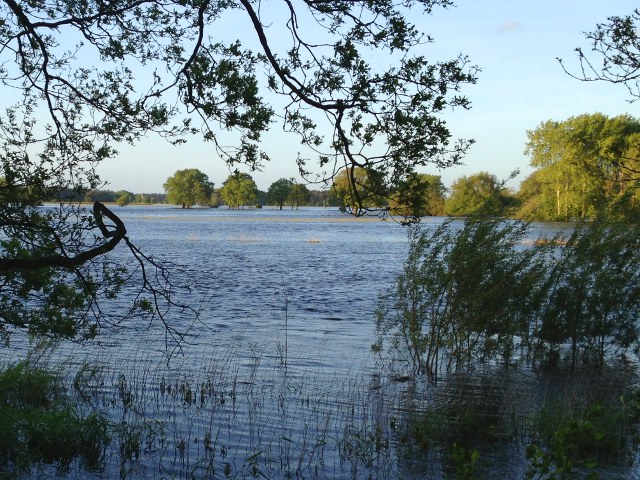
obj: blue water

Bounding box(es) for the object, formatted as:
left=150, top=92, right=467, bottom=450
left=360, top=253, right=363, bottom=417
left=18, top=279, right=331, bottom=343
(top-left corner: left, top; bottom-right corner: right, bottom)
left=6, top=207, right=637, bottom=479
left=104, top=206, right=410, bottom=364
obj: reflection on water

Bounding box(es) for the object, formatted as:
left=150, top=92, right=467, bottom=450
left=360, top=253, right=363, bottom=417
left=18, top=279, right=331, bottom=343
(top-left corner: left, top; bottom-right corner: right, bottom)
left=393, top=362, right=640, bottom=479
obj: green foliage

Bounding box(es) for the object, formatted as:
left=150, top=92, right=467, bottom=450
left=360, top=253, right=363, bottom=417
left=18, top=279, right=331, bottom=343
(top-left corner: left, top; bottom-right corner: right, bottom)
left=0, top=362, right=110, bottom=476
left=444, top=171, right=513, bottom=217
left=0, top=361, right=60, bottom=408
left=332, top=167, right=387, bottom=215
left=287, top=183, right=311, bottom=209
left=267, top=178, right=293, bottom=209
left=0, top=228, right=126, bottom=341
left=376, top=217, right=545, bottom=377
left=389, top=173, right=447, bottom=217
left=450, top=444, right=480, bottom=480
left=535, top=222, right=640, bottom=367
left=377, top=217, right=640, bottom=376
left=522, top=114, right=640, bottom=222
left=115, top=190, right=135, bottom=207
left=527, top=390, right=640, bottom=480
left=163, top=168, right=214, bottom=208
left=220, top=172, right=257, bottom=209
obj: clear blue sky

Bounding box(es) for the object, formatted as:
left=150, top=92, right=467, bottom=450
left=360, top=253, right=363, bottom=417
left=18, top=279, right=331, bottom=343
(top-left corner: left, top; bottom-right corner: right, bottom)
left=97, top=1, right=637, bottom=193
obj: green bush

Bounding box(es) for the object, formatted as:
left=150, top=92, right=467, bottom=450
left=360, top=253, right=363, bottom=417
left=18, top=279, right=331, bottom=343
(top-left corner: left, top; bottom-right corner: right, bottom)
left=375, top=217, right=547, bottom=377
left=535, top=222, right=640, bottom=367
left=376, top=217, right=640, bottom=375
left=0, top=361, right=110, bottom=476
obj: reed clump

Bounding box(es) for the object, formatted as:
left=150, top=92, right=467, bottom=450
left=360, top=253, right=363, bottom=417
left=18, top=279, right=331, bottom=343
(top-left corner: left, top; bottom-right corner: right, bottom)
left=0, top=361, right=110, bottom=477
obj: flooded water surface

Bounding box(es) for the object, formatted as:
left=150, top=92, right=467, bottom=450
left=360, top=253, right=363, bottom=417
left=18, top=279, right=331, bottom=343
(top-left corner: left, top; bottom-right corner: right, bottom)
left=4, top=207, right=640, bottom=479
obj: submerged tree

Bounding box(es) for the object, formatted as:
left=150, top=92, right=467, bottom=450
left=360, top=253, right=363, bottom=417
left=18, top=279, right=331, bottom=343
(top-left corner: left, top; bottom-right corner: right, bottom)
left=220, top=172, right=257, bottom=208
left=164, top=168, right=214, bottom=208
left=535, top=222, right=640, bottom=368
left=375, top=218, right=546, bottom=378
left=0, top=0, right=476, bottom=341
left=376, top=217, right=640, bottom=376
left=288, top=183, right=311, bottom=209
left=267, top=178, right=293, bottom=210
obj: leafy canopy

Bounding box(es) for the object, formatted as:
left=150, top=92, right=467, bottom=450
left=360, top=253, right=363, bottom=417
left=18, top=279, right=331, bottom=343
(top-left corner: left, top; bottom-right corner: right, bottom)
left=0, top=0, right=477, bottom=213
left=220, top=172, right=257, bottom=208
left=444, top=171, right=511, bottom=217
left=164, top=168, right=214, bottom=208
left=523, top=113, right=640, bottom=221
left=267, top=178, right=294, bottom=209
left=288, top=183, right=310, bottom=209
left=388, top=173, right=446, bottom=218
left=0, top=0, right=477, bottom=341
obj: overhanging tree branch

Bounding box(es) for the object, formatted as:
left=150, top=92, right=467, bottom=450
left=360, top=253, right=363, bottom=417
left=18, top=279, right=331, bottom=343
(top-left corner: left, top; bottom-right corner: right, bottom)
left=0, top=202, right=125, bottom=270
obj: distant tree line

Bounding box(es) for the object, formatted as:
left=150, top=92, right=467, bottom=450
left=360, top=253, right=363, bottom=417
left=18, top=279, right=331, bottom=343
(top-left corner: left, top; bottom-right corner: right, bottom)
left=162, top=169, right=343, bottom=209
left=327, top=113, right=640, bottom=222
left=43, top=113, right=640, bottom=219
left=44, top=188, right=167, bottom=205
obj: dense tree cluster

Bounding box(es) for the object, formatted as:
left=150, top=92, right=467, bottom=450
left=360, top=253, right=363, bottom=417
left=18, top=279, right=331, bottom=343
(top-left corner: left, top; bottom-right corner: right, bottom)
left=444, top=172, right=513, bottom=217
left=84, top=190, right=167, bottom=205
left=265, top=178, right=311, bottom=210
left=518, top=114, right=640, bottom=221
left=160, top=116, right=640, bottom=221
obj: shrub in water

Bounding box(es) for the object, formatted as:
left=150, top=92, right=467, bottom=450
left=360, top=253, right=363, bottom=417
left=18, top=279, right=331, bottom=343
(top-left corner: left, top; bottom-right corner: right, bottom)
left=0, top=361, right=110, bottom=476
left=375, top=217, right=547, bottom=378
left=534, top=221, right=640, bottom=367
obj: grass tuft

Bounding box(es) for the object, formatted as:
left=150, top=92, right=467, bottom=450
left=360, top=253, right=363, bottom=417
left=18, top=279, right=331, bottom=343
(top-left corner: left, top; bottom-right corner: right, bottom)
left=0, top=361, right=110, bottom=477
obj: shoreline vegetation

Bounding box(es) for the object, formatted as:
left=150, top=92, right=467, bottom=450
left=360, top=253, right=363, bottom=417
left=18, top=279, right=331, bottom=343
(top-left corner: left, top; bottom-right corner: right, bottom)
left=2, top=339, right=639, bottom=479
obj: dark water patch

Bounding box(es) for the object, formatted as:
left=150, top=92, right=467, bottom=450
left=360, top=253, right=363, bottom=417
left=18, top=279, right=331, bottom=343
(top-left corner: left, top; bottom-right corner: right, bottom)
left=386, top=361, right=640, bottom=479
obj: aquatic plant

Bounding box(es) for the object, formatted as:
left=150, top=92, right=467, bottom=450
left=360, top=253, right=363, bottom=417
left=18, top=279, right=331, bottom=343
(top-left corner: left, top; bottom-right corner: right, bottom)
left=526, top=369, right=640, bottom=480
left=376, top=217, right=640, bottom=376
left=375, top=217, right=547, bottom=378
left=0, top=361, right=110, bottom=477
left=534, top=221, right=640, bottom=368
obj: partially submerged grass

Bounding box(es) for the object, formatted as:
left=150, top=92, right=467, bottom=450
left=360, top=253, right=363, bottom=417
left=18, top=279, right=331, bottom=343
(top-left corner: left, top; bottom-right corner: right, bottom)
left=526, top=366, right=640, bottom=479
left=21, top=337, right=396, bottom=479
left=0, top=361, right=110, bottom=478
left=3, top=341, right=640, bottom=479
left=389, top=362, right=640, bottom=479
